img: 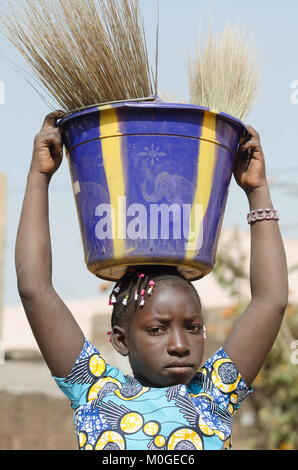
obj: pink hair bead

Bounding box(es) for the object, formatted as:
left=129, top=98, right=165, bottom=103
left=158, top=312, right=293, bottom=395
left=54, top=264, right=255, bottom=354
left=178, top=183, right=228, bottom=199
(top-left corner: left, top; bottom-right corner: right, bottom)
left=147, top=280, right=155, bottom=295
left=139, top=289, right=146, bottom=307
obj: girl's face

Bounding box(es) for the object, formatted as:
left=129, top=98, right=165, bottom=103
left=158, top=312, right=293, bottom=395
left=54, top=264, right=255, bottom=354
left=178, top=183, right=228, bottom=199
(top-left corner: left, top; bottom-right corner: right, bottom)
left=126, top=283, right=205, bottom=388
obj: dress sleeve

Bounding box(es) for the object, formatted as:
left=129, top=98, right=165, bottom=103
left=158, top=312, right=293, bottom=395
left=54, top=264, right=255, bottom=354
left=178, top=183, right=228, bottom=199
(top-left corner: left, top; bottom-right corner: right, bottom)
left=198, top=347, right=253, bottom=416
left=52, top=339, right=123, bottom=410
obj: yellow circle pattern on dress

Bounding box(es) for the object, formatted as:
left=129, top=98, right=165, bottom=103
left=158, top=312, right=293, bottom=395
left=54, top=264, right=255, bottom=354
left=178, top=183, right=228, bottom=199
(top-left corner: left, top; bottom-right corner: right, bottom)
left=167, top=428, right=203, bottom=450
left=95, top=431, right=125, bottom=450
left=120, top=412, right=144, bottom=434
left=87, top=376, right=121, bottom=402
left=228, top=404, right=234, bottom=415
left=230, top=393, right=238, bottom=404
left=89, top=354, right=106, bottom=377
left=85, top=444, right=93, bottom=450
left=154, top=435, right=166, bottom=447
left=143, top=421, right=160, bottom=436
left=78, top=431, right=87, bottom=448
left=198, top=416, right=215, bottom=436
left=115, top=386, right=149, bottom=401
left=190, top=392, right=214, bottom=400
left=214, top=430, right=225, bottom=441
left=211, top=358, right=241, bottom=393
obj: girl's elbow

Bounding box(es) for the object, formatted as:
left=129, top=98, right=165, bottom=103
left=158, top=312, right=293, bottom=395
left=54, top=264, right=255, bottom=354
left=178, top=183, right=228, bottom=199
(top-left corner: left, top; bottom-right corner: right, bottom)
left=269, top=296, right=288, bottom=316
left=269, top=282, right=289, bottom=314
left=252, top=293, right=288, bottom=316
left=279, top=298, right=289, bottom=315
left=279, top=284, right=289, bottom=314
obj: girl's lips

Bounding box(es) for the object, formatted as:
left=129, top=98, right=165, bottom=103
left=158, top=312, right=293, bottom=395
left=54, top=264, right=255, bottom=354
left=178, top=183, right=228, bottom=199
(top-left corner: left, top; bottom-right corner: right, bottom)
left=165, top=362, right=193, bottom=368
left=165, top=364, right=193, bottom=374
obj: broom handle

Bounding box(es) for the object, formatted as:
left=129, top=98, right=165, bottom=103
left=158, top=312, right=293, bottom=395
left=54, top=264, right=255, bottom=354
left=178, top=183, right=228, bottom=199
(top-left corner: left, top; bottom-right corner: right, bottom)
left=154, top=1, right=160, bottom=98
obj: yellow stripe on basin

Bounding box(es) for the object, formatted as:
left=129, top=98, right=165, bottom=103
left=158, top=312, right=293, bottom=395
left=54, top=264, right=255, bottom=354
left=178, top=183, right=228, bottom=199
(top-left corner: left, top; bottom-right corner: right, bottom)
left=100, top=107, right=126, bottom=258
left=185, top=111, right=217, bottom=258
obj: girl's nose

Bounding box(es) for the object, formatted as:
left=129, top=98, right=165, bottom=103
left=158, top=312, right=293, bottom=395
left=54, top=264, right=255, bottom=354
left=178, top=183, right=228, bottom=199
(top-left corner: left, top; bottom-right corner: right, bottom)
left=167, top=329, right=190, bottom=356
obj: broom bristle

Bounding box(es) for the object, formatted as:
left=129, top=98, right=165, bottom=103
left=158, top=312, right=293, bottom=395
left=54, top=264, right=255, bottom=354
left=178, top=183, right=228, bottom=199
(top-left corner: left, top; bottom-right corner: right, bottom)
left=0, top=0, right=156, bottom=111
left=188, top=20, right=261, bottom=121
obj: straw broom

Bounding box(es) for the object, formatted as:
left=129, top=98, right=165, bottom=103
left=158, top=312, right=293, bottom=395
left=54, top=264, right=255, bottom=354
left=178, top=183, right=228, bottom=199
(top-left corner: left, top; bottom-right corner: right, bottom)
left=188, top=20, right=261, bottom=121
left=0, top=0, right=156, bottom=112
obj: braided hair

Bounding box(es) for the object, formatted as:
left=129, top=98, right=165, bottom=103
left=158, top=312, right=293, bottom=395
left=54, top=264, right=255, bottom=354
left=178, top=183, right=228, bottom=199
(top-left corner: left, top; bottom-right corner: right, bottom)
left=109, top=266, right=202, bottom=330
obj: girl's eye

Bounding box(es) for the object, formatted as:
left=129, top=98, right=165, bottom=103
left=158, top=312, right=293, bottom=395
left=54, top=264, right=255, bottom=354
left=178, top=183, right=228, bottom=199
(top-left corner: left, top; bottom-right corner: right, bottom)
left=188, top=325, right=202, bottom=333
left=147, top=327, right=165, bottom=335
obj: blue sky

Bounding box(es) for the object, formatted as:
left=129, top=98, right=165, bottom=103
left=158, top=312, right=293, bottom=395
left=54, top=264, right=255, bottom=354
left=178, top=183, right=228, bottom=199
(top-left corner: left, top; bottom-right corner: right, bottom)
left=1, top=0, right=298, bottom=306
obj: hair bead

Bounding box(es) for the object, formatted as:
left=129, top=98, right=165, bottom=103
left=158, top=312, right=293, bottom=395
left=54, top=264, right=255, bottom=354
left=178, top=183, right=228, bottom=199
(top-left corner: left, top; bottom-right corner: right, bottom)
left=139, top=289, right=146, bottom=307
left=113, top=283, right=121, bottom=294
left=147, top=280, right=155, bottom=295
left=134, top=272, right=145, bottom=305
left=122, top=293, right=129, bottom=305
left=110, top=266, right=202, bottom=331
left=119, top=269, right=137, bottom=306
left=108, top=280, right=122, bottom=305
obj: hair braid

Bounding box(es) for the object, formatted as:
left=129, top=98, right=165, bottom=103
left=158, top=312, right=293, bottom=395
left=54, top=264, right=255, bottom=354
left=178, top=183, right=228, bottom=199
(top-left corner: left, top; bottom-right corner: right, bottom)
left=110, top=266, right=201, bottom=330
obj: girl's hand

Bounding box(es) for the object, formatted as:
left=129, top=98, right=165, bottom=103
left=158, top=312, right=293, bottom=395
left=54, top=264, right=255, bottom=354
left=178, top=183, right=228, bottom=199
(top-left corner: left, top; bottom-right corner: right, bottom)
left=30, top=110, right=65, bottom=179
left=233, top=125, right=268, bottom=195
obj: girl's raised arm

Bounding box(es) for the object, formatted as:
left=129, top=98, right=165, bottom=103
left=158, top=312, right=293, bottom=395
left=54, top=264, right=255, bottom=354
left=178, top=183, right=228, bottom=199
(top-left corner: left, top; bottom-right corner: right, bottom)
left=15, top=111, right=85, bottom=378
left=223, top=126, right=288, bottom=387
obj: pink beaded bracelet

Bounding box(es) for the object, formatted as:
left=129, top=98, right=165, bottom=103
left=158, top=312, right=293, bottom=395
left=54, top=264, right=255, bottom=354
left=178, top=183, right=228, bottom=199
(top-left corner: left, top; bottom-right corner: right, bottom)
left=247, top=208, right=279, bottom=225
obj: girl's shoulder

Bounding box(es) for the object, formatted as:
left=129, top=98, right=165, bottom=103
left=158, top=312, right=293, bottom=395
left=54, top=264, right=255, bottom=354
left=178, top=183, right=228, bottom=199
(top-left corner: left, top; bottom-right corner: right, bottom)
left=188, top=347, right=253, bottom=414
left=52, top=338, right=127, bottom=409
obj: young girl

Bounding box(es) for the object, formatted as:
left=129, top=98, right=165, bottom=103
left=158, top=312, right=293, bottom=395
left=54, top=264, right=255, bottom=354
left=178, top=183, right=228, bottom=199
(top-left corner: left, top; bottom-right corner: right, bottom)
left=15, top=110, right=288, bottom=450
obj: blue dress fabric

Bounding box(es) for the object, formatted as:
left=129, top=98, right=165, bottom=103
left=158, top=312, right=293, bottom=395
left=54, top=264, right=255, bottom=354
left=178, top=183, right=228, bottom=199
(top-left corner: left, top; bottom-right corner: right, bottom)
left=53, top=339, right=252, bottom=450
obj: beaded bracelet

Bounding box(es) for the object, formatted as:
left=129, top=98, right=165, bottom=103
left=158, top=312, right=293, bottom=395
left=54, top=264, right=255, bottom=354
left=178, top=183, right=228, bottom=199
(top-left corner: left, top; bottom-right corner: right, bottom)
left=247, top=208, right=279, bottom=225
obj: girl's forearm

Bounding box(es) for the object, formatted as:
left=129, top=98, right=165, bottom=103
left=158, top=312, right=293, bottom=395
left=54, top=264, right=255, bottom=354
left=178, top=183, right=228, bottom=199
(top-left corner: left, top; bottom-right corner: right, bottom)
left=15, top=170, right=53, bottom=297
left=247, top=184, right=288, bottom=308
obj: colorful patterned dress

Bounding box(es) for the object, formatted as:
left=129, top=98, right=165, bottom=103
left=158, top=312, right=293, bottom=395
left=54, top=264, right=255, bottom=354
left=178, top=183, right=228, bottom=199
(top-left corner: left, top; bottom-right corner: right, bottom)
left=53, top=339, right=252, bottom=450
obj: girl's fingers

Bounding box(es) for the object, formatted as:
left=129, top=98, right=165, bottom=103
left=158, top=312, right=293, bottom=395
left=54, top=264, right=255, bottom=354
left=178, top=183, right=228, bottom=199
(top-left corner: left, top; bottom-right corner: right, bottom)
left=48, top=136, right=63, bottom=159
left=241, top=138, right=260, bottom=150
left=40, top=110, right=65, bottom=131
left=38, top=128, right=63, bottom=148
left=35, top=128, right=63, bottom=159
left=246, top=125, right=260, bottom=140
left=50, top=141, right=63, bottom=158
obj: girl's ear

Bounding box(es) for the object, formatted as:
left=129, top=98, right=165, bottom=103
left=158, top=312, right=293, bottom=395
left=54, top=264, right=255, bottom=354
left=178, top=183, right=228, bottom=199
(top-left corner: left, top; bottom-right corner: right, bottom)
left=110, top=326, right=129, bottom=357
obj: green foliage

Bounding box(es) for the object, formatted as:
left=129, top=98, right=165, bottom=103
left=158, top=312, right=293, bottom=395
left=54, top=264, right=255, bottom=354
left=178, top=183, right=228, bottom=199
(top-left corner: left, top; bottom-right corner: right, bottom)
left=213, top=228, right=248, bottom=300
left=253, top=312, right=298, bottom=450
left=213, top=228, right=298, bottom=450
